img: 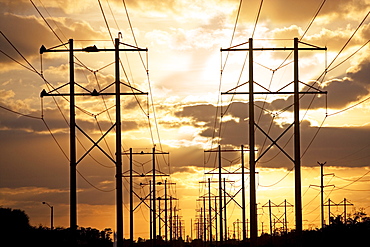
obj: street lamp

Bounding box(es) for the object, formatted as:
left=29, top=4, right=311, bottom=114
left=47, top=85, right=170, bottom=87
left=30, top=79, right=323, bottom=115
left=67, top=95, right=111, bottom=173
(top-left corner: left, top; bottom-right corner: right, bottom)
left=42, top=201, right=54, bottom=230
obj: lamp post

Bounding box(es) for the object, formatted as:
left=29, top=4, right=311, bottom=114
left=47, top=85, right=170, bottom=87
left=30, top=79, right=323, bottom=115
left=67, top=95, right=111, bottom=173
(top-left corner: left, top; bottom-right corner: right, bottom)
left=42, top=201, right=54, bottom=230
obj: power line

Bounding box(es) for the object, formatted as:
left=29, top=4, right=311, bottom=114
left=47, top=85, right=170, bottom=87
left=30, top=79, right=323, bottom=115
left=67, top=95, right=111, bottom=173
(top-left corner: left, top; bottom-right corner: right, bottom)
left=0, top=105, right=42, bottom=120
left=251, top=0, right=264, bottom=38
left=98, top=0, right=114, bottom=43
left=258, top=167, right=294, bottom=187
left=77, top=169, right=116, bottom=192
left=37, top=0, right=68, bottom=41
left=0, top=31, right=40, bottom=74
left=327, top=95, right=370, bottom=117
left=42, top=118, right=69, bottom=161
left=326, top=40, right=369, bottom=73
left=333, top=170, right=370, bottom=191
left=326, top=11, right=369, bottom=71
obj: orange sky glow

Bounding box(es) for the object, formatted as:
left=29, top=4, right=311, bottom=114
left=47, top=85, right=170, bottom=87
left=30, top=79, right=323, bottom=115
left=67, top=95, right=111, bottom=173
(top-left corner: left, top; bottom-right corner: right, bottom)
left=1, top=0, right=370, bottom=241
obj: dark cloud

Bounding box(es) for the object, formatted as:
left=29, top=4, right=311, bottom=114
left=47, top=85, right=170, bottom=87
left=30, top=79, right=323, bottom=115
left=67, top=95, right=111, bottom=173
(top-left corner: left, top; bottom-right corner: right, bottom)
left=347, top=55, right=370, bottom=87
left=267, top=54, right=370, bottom=111
left=175, top=104, right=216, bottom=123
left=172, top=101, right=370, bottom=169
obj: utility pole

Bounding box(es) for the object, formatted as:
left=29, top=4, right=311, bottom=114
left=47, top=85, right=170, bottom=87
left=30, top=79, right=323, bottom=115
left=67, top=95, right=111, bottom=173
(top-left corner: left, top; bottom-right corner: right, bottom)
left=203, top=196, right=207, bottom=242
left=248, top=38, right=258, bottom=246
left=223, top=178, right=227, bottom=241
left=310, top=162, right=334, bottom=228
left=204, top=146, right=249, bottom=243
left=123, top=148, right=169, bottom=244
left=324, top=198, right=354, bottom=225
left=241, top=145, right=247, bottom=242
left=262, top=200, right=294, bottom=235
left=129, top=148, right=133, bottom=246
left=40, top=38, right=148, bottom=247
left=208, top=178, right=212, bottom=244
left=152, top=147, right=157, bottom=243
left=221, top=38, right=327, bottom=244
left=218, top=145, right=223, bottom=243
left=165, top=179, right=168, bottom=241
left=69, top=39, right=77, bottom=236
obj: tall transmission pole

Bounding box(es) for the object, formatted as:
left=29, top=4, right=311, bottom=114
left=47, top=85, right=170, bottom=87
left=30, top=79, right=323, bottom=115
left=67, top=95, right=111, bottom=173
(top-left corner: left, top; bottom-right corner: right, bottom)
left=40, top=37, right=148, bottom=247
left=248, top=38, right=258, bottom=246
left=221, top=37, right=327, bottom=245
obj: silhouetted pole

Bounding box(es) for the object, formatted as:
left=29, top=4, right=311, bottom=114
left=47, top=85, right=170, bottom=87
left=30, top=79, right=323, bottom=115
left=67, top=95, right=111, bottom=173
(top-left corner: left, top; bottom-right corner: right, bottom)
left=200, top=207, right=203, bottom=240
left=165, top=179, right=168, bottom=241
left=328, top=199, right=331, bottom=225
left=150, top=180, right=153, bottom=241
left=152, top=147, right=156, bottom=245
left=170, top=196, right=173, bottom=241
left=224, top=178, right=227, bottom=241
left=241, top=145, right=247, bottom=241
left=208, top=178, right=212, bottom=243
left=159, top=197, right=161, bottom=238
left=203, top=197, right=207, bottom=241
left=284, top=200, right=288, bottom=233
left=69, top=39, right=77, bottom=236
left=130, top=148, right=133, bottom=246
left=215, top=197, right=218, bottom=241
left=344, top=198, right=347, bottom=224
left=293, top=37, right=302, bottom=237
left=114, top=38, right=124, bottom=247
left=249, top=38, right=258, bottom=246
left=318, top=161, right=327, bottom=228
left=218, top=145, right=223, bottom=243
left=268, top=200, right=272, bottom=236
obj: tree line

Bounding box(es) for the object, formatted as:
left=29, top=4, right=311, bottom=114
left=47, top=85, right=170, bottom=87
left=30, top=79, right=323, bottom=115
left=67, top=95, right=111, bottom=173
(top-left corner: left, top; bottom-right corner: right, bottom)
left=1, top=206, right=369, bottom=247
left=0, top=207, right=112, bottom=247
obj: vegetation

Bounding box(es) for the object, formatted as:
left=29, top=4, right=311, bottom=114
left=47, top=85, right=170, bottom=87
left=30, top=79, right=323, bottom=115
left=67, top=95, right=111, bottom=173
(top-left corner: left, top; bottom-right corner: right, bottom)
left=1, top=206, right=369, bottom=247
left=0, top=207, right=113, bottom=247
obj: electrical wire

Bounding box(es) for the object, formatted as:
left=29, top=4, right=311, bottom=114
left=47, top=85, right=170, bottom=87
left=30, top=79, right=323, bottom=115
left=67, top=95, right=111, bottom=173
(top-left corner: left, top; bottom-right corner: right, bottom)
left=77, top=169, right=115, bottom=192
left=326, top=11, right=369, bottom=71
left=31, top=0, right=91, bottom=72
left=98, top=0, right=114, bottom=43
left=0, top=105, right=42, bottom=120
left=205, top=0, right=244, bottom=165
left=327, top=95, right=370, bottom=117
left=326, top=40, right=369, bottom=73
left=42, top=118, right=70, bottom=161
left=251, top=0, right=264, bottom=38
left=333, top=170, right=370, bottom=191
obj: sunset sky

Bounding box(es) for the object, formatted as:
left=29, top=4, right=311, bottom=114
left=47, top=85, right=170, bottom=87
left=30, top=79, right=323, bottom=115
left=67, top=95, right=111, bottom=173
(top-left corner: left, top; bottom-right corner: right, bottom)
left=1, top=0, right=370, bottom=240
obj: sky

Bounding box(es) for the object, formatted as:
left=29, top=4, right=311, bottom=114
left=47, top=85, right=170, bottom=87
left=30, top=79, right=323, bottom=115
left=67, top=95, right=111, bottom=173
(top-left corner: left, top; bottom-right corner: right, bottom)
left=1, top=0, right=370, bottom=240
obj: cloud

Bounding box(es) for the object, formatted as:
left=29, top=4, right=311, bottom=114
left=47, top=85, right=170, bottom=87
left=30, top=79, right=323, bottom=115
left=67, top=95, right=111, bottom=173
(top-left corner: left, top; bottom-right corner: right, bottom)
left=0, top=1, right=106, bottom=66
left=347, top=53, right=370, bottom=87
left=170, top=101, right=370, bottom=169
left=239, top=0, right=370, bottom=25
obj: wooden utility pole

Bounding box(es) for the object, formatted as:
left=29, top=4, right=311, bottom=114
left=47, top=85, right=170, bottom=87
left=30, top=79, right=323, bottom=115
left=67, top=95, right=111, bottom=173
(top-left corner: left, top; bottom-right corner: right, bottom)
left=40, top=38, right=147, bottom=247
left=221, top=38, right=327, bottom=245
left=204, top=146, right=249, bottom=243
left=123, top=149, right=170, bottom=244
left=208, top=178, right=212, bottom=243
left=218, top=145, right=223, bottom=243
left=311, top=162, right=334, bottom=228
